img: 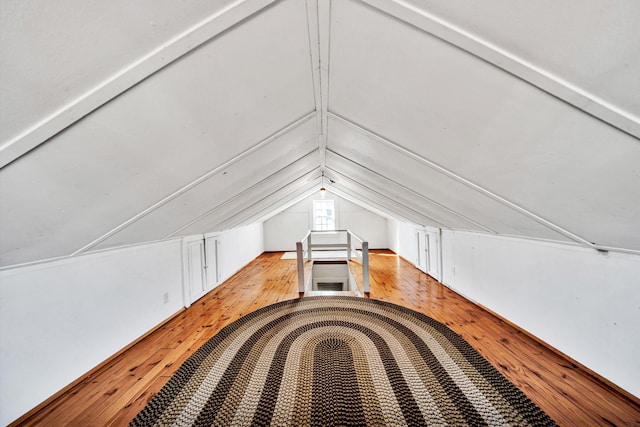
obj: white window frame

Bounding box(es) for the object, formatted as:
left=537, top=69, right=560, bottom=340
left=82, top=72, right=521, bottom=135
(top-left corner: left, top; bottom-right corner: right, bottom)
left=312, top=199, right=336, bottom=231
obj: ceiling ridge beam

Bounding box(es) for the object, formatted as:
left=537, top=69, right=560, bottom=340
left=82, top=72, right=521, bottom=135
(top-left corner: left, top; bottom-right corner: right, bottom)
left=329, top=111, right=598, bottom=249
left=358, top=0, right=640, bottom=140
left=326, top=149, right=497, bottom=234
left=72, top=112, right=315, bottom=255
left=305, top=0, right=323, bottom=137
left=305, top=0, right=332, bottom=171
left=0, top=0, right=281, bottom=169
left=163, top=157, right=320, bottom=238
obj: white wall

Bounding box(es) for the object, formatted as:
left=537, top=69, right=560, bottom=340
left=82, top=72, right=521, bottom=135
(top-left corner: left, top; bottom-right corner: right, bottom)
left=216, top=222, right=264, bottom=283
left=264, top=191, right=388, bottom=251
left=386, top=218, right=399, bottom=253
left=0, top=222, right=265, bottom=425
left=387, top=219, right=419, bottom=263
left=263, top=197, right=309, bottom=251
left=0, top=240, right=184, bottom=425
left=390, top=218, right=640, bottom=398
left=440, top=230, right=640, bottom=398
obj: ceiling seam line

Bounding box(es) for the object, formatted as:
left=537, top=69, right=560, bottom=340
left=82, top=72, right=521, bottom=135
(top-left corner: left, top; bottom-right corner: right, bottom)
left=357, top=0, right=640, bottom=140
left=0, top=0, right=284, bottom=169
left=252, top=185, right=322, bottom=225
left=325, top=166, right=449, bottom=228
left=327, top=182, right=437, bottom=227
left=0, top=239, right=177, bottom=273
left=213, top=171, right=321, bottom=231
left=162, top=154, right=321, bottom=239
left=328, top=111, right=597, bottom=249
left=325, top=183, right=417, bottom=225
left=227, top=186, right=320, bottom=228
left=326, top=148, right=497, bottom=234
left=163, top=163, right=318, bottom=238
left=221, top=182, right=320, bottom=230
left=328, top=183, right=447, bottom=229
left=71, top=111, right=315, bottom=255
left=304, top=0, right=323, bottom=136
left=317, top=0, right=332, bottom=171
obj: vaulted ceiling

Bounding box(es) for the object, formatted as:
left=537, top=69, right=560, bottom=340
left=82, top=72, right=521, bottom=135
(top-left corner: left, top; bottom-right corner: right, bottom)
left=1, top=0, right=639, bottom=267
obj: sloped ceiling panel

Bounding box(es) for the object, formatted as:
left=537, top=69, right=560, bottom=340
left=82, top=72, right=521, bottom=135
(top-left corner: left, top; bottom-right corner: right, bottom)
left=92, top=120, right=319, bottom=250
left=0, top=0, right=316, bottom=266
left=325, top=150, right=486, bottom=232
left=306, top=187, right=396, bottom=230
left=399, top=0, right=640, bottom=119
left=326, top=118, right=574, bottom=241
left=1, top=0, right=639, bottom=269
left=324, top=176, right=437, bottom=229
left=328, top=0, right=640, bottom=250
left=176, top=171, right=321, bottom=236
left=0, top=0, right=249, bottom=144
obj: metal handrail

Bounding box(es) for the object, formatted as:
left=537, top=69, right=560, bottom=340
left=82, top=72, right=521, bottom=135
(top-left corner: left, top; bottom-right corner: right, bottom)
left=295, top=229, right=370, bottom=293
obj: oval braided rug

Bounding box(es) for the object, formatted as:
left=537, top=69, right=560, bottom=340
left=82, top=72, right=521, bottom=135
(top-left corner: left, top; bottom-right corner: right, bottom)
left=131, top=296, right=556, bottom=426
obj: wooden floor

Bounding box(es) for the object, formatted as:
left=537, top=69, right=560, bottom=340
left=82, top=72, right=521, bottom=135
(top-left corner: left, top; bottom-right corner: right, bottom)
left=14, top=251, right=640, bottom=426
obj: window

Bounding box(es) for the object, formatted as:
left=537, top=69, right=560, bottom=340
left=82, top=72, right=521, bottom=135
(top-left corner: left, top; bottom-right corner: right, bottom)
left=313, top=200, right=335, bottom=230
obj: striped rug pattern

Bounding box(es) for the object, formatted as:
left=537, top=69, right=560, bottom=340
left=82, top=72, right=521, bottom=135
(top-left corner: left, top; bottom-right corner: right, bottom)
left=131, top=297, right=556, bottom=426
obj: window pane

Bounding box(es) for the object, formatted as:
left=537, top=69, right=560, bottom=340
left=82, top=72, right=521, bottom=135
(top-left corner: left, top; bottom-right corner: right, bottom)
left=313, top=200, right=335, bottom=230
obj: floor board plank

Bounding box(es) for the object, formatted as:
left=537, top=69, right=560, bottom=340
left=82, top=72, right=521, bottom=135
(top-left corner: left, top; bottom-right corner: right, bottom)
left=12, top=251, right=640, bottom=426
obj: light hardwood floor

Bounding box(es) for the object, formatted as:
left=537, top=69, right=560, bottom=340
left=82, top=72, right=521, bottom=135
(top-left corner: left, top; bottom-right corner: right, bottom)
left=13, top=250, right=640, bottom=426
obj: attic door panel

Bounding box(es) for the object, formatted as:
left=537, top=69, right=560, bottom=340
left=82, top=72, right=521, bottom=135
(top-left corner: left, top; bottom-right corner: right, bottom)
left=328, top=0, right=640, bottom=250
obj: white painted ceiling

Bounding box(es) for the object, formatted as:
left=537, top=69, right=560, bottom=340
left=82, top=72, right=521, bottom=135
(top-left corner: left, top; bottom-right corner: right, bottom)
left=1, top=0, right=639, bottom=267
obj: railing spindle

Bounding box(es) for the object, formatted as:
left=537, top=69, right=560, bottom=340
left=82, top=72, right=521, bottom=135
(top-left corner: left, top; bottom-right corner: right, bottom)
left=296, top=230, right=370, bottom=294
left=296, top=241, right=305, bottom=292
left=362, top=241, right=369, bottom=293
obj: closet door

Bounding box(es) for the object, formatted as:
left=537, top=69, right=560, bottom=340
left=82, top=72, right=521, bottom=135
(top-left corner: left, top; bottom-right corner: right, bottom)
left=204, top=234, right=220, bottom=291
left=183, top=236, right=207, bottom=306
left=416, top=229, right=428, bottom=274
left=426, top=229, right=441, bottom=281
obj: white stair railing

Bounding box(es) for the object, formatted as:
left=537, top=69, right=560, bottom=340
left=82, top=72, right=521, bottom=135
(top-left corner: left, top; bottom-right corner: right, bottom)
left=296, top=230, right=370, bottom=293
